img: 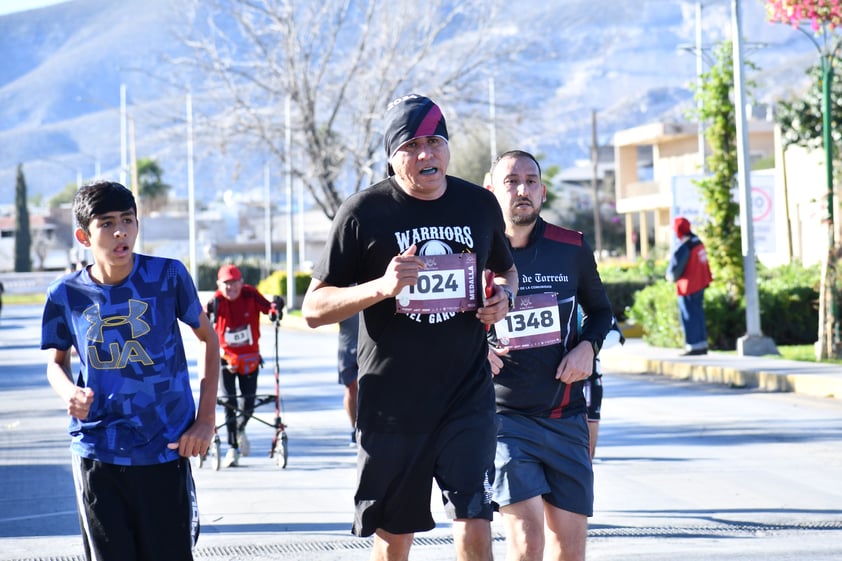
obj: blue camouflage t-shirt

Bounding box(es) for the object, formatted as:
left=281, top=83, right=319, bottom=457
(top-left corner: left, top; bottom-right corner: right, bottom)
left=41, top=254, right=203, bottom=466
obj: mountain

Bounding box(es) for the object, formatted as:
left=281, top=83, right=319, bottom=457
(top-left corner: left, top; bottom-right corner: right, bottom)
left=0, top=0, right=820, bottom=207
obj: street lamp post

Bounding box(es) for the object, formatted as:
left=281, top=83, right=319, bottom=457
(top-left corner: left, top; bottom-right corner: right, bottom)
left=284, top=95, right=295, bottom=310
left=79, top=85, right=141, bottom=251
left=695, top=0, right=706, bottom=171
left=731, top=0, right=778, bottom=356
left=120, top=84, right=142, bottom=252
left=186, top=91, right=197, bottom=283
left=819, top=50, right=840, bottom=357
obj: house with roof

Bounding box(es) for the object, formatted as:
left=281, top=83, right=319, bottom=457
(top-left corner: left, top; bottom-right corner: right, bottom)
left=611, top=118, right=831, bottom=266
left=0, top=210, right=70, bottom=272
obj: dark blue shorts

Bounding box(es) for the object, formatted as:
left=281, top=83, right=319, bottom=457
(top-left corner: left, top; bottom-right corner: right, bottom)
left=337, top=344, right=358, bottom=386
left=337, top=359, right=358, bottom=386
left=352, top=412, right=497, bottom=537
left=493, top=412, right=593, bottom=516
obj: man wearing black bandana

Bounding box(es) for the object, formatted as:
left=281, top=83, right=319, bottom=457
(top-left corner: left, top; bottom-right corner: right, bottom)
left=303, top=94, right=518, bottom=561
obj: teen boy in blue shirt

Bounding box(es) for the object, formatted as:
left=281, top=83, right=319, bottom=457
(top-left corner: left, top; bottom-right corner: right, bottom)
left=41, top=181, right=219, bottom=561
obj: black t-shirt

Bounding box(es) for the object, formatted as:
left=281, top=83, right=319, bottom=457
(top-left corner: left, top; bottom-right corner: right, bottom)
left=311, top=176, right=514, bottom=433
left=491, top=218, right=613, bottom=418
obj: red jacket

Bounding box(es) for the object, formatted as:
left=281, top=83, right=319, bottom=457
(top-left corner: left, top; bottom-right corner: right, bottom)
left=668, top=235, right=712, bottom=296
left=210, top=285, right=272, bottom=372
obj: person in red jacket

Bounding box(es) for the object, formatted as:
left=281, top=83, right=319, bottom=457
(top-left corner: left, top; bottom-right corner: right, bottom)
left=208, top=264, right=282, bottom=467
left=666, top=217, right=713, bottom=356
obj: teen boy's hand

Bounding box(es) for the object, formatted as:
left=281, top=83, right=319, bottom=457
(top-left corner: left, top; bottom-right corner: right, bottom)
left=46, top=349, right=94, bottom=420
left=66, top=387, right=94, bottom=419
left=168, top=418, right=215, bottom=458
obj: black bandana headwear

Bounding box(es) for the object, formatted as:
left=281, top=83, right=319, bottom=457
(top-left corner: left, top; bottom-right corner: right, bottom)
left=383, top=94, right=448, bottom=176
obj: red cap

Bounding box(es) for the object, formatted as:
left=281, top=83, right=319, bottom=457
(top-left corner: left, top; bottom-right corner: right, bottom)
left=217, top=264, right=242, bottom=282
left=674, top=217, right=691, bottom=237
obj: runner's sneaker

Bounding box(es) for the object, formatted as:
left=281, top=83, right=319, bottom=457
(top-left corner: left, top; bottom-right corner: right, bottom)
left=238, top=429, right=250, bottom=457
left=223, top=447, right=240, bottom=468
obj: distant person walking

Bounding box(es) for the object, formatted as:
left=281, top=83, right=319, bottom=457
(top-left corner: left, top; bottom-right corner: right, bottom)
left=666, top=217, right=712, bottom=356
left=207, top=264, right=282, bottom=467
left=337, top=313, right=359, bottom=446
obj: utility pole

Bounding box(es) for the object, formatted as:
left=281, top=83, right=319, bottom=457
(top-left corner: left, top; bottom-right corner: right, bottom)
left=264, top=163, right=272, bottom=278
left=489, top=76, right=497, bottom=167
left=696, top=0, right=706, bottom=172
left=186, top=91, right=197, bottom=283
left=591, top=109, right=603, bottom=257
left=731, top=0, right=777, bottom=356
left=285, top=95, right=295, bottom=310
left=120, top=84, right=141, bottom=252
left=120, top=84, right=127, bottom=188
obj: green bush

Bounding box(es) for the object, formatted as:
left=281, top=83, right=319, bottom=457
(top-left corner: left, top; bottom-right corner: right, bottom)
left=600, top=258, right=666, bottom=283
left=197, top=260, right=266, bottom=291
left=757, top=262, right=820, bottom=345
left=600, top=260, right=665, bottom=322
left=628, top=281, right=683, bottom=347
left=702, top=283, right=746, bottom=349
left=257, top=270, right=312, bottom=301
left=627, top=263, right=821, bottom=349
left=603, top=280, right=651, bottom=322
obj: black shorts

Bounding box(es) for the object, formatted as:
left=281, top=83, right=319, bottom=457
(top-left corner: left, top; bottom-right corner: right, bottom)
left=71, top=454, right=199, bottom=561
left=352, top=412, right=497, bottom=537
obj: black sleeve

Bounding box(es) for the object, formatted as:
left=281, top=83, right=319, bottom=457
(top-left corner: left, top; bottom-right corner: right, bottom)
left=577, top=238, right=613, bottom=347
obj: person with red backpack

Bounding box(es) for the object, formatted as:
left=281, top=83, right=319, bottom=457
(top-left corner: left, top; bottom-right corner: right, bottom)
left=666, top=217, right=713, bottom=356
left=207, top=264, right=282, bottom=467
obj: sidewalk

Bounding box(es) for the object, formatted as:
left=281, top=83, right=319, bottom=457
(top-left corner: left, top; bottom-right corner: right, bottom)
left=600, top=337, right=842, bottom=400
left=280, top=313, right=842, bottom=401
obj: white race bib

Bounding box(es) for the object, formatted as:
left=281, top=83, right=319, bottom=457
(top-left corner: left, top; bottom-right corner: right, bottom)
left=396, top=253, right=478, bottom=314
left=494, top=292, right=562, bottom=350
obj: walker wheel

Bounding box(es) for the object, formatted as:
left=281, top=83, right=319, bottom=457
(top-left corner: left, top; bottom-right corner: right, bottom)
left=211, top=435, right=222, bottom=472
left=275, top=431, right=288, bottom=469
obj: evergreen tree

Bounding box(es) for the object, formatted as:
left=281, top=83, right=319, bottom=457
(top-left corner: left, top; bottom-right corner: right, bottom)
left=14, top=164, right=32, bottom=273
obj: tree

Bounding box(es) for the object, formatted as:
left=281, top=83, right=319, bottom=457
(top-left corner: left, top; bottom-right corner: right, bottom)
left=691, top=41, right=745, bottom=299
left=175, top=0, right=532, bottom=220
left=767, top=0, right=842, bottom=359
left=776, top=63, right=842, bottom=154
left=49, top=181, right=79, bottom=209
left=137, top=158, right=172, bottom=214
left=14, top=164, right=32, bottom=273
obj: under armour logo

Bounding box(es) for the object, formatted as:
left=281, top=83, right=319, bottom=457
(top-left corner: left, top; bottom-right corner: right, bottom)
left=84, top=300, right=151, bottom=342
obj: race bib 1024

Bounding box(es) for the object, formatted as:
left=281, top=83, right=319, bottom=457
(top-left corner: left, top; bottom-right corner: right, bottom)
left=396, top=253, right=478, bottom=314
left=493, top=292, right=561, bottom=350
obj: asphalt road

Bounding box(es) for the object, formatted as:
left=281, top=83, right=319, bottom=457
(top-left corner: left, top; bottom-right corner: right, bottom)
left=1, top=303, right=841, bottom=560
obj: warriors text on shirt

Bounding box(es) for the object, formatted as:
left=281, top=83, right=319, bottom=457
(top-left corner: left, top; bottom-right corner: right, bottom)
left=394, top=226, right=474, bottom=253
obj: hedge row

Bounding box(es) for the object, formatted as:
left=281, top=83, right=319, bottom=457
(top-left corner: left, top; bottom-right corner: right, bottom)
left=626, top=273, right=821, bottom=349
left=197, top=260, right=824, bottom=350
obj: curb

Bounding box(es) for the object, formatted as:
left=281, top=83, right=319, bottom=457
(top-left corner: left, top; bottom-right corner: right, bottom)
left=599, top=351, right=841, bottom=400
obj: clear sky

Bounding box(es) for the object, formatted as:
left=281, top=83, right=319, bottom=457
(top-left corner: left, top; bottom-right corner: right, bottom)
left=0, top=0, right=71, bottom=16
